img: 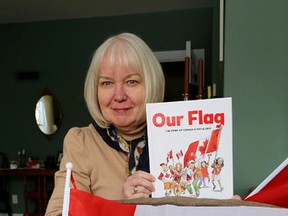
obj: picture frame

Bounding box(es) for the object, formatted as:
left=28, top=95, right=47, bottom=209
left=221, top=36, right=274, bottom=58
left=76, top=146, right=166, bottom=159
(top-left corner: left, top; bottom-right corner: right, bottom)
left=57, top=151, right=63, bottom=167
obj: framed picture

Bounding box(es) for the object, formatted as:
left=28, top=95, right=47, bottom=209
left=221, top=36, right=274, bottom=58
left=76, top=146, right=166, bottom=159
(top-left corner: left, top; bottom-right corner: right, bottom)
left=57, top=151, right=63, bottom=167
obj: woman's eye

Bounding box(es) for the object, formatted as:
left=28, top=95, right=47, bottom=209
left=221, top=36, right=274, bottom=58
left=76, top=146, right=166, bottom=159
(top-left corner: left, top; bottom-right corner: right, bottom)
left=126, top=80, right=138, bottom=85
left=100, top=81, right=113, bottom=86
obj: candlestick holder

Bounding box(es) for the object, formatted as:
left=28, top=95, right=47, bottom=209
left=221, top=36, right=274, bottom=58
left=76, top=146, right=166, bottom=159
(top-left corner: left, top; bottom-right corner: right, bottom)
left=183, top=93, right=189, bottom=101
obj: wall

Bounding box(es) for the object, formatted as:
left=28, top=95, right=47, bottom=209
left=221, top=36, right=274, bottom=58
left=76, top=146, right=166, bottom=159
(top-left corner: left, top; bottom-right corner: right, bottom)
left=0, top=8, right=214, bottom=213
left=224, top=0, right=288, bottom=197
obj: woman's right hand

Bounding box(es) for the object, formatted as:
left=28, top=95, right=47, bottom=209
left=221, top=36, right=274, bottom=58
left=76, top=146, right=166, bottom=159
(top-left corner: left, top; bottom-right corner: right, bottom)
left=121, top=170, right=155, bottom=199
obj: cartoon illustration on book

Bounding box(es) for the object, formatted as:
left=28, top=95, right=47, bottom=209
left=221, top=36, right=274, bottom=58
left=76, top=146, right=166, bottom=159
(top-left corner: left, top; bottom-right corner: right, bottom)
left=157, top=127, right=226, bottom=197
left=211, top=157, right=224, bottom=191
left=158, top=162, right=174, bottom=196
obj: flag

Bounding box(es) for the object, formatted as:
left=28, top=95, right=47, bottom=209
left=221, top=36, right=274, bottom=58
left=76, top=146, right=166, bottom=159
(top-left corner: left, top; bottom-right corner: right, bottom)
left=197, top=128, right=221, bottom=156
left=166, top=150, right=173, bottom=162
left=63, top=164, right=136, bottom=216
left=245, top=158, right=288, bottom=208
left=62, top=163, right=288, bottom=216
left=68, top=189, right=136, bottom=216
left=176, top=150, right=183, bottom=159
left=184, top=141, right=199, bottom=167
left=67, top=189, right=288, bottom=215
left=206, top=128, right=221, bottom=154
left=198, top=139, right=209, bottom=155
left=167, top=150, right=173, bottom=159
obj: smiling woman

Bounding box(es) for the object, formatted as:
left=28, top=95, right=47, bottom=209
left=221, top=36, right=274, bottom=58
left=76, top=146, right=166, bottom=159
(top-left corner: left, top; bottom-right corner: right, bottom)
left=45, top=32, right=165, bottom=216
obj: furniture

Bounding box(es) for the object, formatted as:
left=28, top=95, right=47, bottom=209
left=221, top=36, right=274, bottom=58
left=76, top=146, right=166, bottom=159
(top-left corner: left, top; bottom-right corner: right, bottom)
left=0, top=168, right=57, bottom=216
left=0, top=152, right=13, bottom=216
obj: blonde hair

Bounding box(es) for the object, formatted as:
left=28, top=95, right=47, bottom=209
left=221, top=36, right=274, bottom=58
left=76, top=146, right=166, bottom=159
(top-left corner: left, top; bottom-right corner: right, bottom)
left=84, top=33, right=165, bottom=128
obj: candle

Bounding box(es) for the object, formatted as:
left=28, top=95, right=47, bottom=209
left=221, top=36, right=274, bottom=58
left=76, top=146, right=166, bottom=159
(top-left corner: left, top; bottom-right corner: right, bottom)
left=184, top=57, right=190, bottom=96
left=198, top=58, right=203, bottom=99
left=183, top=41, right=191, bottom=101
left=207, top=86, right=211, bottom=99
left=213, top=83, right=217, bottom=98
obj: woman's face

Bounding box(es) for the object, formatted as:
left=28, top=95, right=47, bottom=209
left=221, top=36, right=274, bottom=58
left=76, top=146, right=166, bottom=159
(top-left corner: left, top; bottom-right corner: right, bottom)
left=98, top=57, right=145, bottom=131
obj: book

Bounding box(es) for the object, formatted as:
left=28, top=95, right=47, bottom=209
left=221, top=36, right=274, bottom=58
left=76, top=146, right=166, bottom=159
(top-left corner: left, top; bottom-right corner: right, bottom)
left=146, top=97, right=233, bottom=199
left=244, top=157, right=288, bottom=208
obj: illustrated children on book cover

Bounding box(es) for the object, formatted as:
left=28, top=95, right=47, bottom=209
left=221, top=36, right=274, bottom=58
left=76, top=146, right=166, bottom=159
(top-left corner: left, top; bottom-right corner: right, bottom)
left=146, top=98, right=233, bottom=199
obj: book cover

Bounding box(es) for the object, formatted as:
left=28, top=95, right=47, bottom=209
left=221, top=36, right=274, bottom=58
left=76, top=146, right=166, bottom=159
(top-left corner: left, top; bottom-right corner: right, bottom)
left=146, top=98, right=233, bottom=199
left=244, top=157, right=288, bottom=208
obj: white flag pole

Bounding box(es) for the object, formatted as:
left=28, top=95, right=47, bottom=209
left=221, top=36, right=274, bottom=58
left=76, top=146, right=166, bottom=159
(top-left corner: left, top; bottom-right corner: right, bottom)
left=62, top=162, right=73, bottom=216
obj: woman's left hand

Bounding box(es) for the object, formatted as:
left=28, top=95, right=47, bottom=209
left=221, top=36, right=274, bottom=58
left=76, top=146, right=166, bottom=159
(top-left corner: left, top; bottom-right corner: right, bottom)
left=121, top=170, right=155, bottom=199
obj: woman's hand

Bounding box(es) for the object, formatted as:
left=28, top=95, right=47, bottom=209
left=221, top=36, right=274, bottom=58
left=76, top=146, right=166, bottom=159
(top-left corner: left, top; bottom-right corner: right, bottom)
left=122, top=170, right=155, bottom=199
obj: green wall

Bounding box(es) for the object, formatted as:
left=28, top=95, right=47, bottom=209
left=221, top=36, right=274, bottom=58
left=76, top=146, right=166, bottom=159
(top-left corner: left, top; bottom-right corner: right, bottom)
left=224, top=0, right=288, bottom=197
left=0, top=8, right=215, bottom=213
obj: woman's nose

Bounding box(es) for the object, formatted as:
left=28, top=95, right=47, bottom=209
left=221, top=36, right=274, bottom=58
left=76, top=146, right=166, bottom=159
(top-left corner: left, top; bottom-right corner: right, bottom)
left=114, top=84, right=127, bottom=101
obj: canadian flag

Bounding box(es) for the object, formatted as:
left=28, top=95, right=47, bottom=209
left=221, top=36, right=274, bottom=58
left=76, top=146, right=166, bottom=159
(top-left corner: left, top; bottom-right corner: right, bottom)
left=206, top=128, right=221, bottom=153
left=183, top=141, right=199, bottom=167
left=68, top=189, right=135, bottom=216
left=62, top=163, right=288, bottom=215
left=166, top=150, right=173, bottom=162
left=176, top=150, right=183, bottom=160
left=245, top=157, right=288, bottom=208
left=66, top=189, right=288, bottom=216
left=62, top=163, right=136, bottom=216
left=198, top=128, right=222, bottom=155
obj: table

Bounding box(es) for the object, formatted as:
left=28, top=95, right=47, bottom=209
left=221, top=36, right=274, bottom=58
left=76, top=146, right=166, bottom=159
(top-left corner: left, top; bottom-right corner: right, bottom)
left=0, top=168, right=57, bottom=216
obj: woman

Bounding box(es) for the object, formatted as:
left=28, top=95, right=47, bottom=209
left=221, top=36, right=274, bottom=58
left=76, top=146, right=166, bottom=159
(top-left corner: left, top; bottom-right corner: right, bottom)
left=45, top=32, right=165, bottom=216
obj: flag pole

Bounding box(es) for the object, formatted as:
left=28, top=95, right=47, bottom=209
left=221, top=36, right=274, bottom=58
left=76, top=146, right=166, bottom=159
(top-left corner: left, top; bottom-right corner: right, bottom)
left=62, top=162, right=73, bottom=216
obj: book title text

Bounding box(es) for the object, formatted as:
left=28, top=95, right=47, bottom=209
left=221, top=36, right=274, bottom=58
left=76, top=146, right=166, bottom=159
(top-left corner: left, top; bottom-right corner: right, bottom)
left=152, top=110, right=224, bottom=128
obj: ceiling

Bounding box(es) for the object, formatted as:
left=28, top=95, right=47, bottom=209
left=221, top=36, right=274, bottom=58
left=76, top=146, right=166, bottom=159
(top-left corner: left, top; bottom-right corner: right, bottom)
left=0, top=0, right=213, bottom=24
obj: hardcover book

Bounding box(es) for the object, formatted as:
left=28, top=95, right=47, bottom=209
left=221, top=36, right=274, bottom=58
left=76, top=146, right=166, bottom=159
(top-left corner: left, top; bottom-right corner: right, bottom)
left=146, top=98, right=233, bottom=199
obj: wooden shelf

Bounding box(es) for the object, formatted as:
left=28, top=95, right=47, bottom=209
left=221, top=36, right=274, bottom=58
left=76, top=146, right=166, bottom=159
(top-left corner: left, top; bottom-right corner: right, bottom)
left=0, top=168, right=57, bottom=216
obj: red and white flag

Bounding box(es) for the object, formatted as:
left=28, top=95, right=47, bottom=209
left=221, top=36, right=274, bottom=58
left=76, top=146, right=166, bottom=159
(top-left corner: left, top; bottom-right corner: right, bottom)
left=206, top=128, right=221, bottom=153
left=198, top=128, right=222, bottom=155
left=166, top=150, right=173, bottom=162
left=245, top=157, right=288, bottom=208
left=68, top=189, right=136, bottom=216
left=62, top=163, right=288, bottom=215
left=67, top=189, right=288, bottom=215
left=176, top=150, right=183, bottom=160
left=183, top=141, right=199, bottom=167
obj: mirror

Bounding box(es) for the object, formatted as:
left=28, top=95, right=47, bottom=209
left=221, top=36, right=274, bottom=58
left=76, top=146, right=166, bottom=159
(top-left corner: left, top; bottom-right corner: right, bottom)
left=35, top=89, right=63, bottom=141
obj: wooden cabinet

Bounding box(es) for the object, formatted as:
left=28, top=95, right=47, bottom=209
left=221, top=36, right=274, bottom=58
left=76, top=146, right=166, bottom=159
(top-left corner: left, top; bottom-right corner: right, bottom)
left=0, top=168, right=56, bottom=216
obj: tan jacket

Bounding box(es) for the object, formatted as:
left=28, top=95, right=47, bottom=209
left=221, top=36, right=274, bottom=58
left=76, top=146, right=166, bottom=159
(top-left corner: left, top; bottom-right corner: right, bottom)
left=45, top=124, right=128, bottom=216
